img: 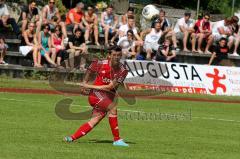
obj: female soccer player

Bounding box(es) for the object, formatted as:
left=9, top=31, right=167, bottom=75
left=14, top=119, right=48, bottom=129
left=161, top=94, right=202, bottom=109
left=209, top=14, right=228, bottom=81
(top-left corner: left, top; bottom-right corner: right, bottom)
left=64, top=45, right=129, bottom=147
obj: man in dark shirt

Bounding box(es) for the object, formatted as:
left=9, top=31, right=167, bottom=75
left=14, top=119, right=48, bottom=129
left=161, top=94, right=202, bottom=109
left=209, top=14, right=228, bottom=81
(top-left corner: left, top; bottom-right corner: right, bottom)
left=155, top=38, right=177, bottom=62
left=67, top=28, right=88, bottom=70
left=18, top=0, right=41, bottom=33
left=208, top=37, right=232, bottom=66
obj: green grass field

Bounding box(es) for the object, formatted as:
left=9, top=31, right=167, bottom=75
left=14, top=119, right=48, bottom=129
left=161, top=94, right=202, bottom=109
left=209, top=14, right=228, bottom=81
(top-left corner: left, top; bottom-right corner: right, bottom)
left=0, top=78, right=240, bottom=159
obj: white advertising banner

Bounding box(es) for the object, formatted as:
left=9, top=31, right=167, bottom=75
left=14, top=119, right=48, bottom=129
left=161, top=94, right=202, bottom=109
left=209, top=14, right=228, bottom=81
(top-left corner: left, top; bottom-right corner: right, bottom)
left=123, top=60, right=240, bottom=96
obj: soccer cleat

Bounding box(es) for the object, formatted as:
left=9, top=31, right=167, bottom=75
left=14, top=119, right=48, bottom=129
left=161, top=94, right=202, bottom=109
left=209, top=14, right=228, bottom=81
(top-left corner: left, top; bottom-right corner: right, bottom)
left=113, top=139, right=129, bottom=147
left=64, top=136, right=73, bottom=143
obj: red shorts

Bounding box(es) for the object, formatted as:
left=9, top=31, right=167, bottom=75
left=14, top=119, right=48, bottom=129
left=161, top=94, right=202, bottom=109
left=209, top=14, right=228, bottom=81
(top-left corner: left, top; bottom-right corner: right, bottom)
left=88, top=90, right=116, bottom=115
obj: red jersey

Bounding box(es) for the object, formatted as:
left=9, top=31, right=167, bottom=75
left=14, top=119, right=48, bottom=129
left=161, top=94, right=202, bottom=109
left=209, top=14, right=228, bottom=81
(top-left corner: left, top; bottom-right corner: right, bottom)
left=87, top=59, right=128, bottom=111
left=66, top=8, right=83, bottom=25
left=88, top=59, right=128, bottom=88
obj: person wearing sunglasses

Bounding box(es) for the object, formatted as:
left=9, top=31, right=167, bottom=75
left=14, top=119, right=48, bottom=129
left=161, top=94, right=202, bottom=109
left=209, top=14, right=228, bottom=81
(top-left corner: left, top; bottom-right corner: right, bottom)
left=42, top=0, right=67, bottom=38
left=18, top=0, right=41, bottom=34
left=193, top=13, right=213, bottom=54
left=38, top=24, right=57, bottom=67
left=0, top=0, right=20, bottom=37
left=82, top=5, right=100, bottom=46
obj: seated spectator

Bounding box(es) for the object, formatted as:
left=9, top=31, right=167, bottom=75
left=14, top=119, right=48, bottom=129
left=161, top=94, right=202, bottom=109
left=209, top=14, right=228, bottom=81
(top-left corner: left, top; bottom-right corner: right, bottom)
left=155, top=38, right=177, bottom=62
left=82, top=5, right=100, bottom=46
left=151, top=9, right=178, bottom=49
left=42, top=0, right=67, bottom=38
left=18, top=0, right=41, bottom=33
left=51, top=25, right=69, bottom=68
left=0, top=0, right=20, bottom=37
left=208, top=37, right=231, bottom=66
left=174, top=11, right=195, bottom=52
left=212, top=17, right=235, bottom=45
left=67, top=28, right=88, bottom=70
left=118, top=15, right=143, bottom=50
left=121, top=7, right=134, bottom=26
left=193, top=13, right=213, bottom=54
left=117, top=30, right=136, bottom=59
left=101, top=5, right=118, bottom=47
left=19, top=22, right=42, bottom=67
left=227, top=16, right=239, bottom=56
left=141, top=21, right=162, bottom=60
left=0, top=36, right=8, bottom=65
left=65, top=2, right=84, bottom=34
left=38, top=24, right=57, bottom=67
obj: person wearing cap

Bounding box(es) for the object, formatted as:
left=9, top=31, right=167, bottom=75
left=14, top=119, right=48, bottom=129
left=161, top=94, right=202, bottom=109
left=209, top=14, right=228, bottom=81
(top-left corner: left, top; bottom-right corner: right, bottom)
left=174, top=11, right=195, bottom=52
left=65, top=2, right=85, bottom=34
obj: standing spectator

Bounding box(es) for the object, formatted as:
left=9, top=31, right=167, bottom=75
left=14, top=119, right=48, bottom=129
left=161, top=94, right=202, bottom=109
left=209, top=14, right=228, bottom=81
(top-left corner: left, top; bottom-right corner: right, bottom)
left=38, top=24, right=57, bottom=67
left=19, top=22, right=42, bottom=67
left=194, top=13, right=213, bottom=54
left=117, top=30, right=136, bottom=59
left=51, top=25, right=69, bottom=68
left=67, top=28, right=88, bottom=70
left=65, top=2, right=85, bottom=34
left=174, top=11, right=195, bottom=52
left=0, top=36, right=8, bottom=65
left=82, top=5, right=100, bottom=46
left=101, top=5, right=118, bottom=47
left=120, top=7, right=134, bottom=26
left=151, top=9, right=178, bottom=49
left=42, top=0, right=67, bottom=39
left=18, top=0, right=41, bottom=33
left=208, top=37, right=230, bottom=66
left=0, top=0, right=20, bottom=37
left=155, top=38, right=177, bottom=62
left=141, top=22, right=162, bottom=60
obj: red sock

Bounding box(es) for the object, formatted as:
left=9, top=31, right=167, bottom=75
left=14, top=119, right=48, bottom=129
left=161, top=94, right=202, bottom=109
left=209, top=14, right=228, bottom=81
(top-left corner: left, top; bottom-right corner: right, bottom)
left=71, top=122, right=92, bottom=140
left=109, top=116, right=120, bottom=141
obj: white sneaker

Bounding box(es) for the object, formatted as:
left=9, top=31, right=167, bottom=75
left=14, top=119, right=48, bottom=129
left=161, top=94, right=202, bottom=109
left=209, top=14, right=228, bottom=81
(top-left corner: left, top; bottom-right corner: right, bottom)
left=0, top=61, right=8, bottom=65
left=231, top=52, right=239, bottom=56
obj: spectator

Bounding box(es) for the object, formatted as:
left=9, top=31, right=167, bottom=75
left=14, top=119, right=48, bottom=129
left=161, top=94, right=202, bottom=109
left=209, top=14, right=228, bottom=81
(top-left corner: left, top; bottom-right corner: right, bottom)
left=155, top=38, right=177, bottom=62
left=117, top=30, right=136, bottom=59
left=19, top=22, right=42, bottom=67
left=82, top=5, right=100, bottom=46
left=51, top=25, right=69, bottom=68
left=67, top=28, right=88, bottom=70
left=227, top=16, right=239, bottom=56
left=212, top=17, right=235, bottom=45
left=38, top=24, right=57, bottom=67
left=101, top=5, right=118, bottom=47
left=174, top=11, right=195, bottom=52
left=194, top=13, right=213, bottom=54
left=208, top=37, right=230, bottom=65
left=141, top=21, right=162, bottom=60
left=151, top=9, right=178, bottom=49
left=42, top=0, right=67, bottom=39
left=18, top=0, right=41, bottom=33
left=0, top=0, right=20, bottom=37
left=0, top=36, right=8, bottom=65
left=121, top=7, right=134, bottom=26
left=65, top=2, right=85, bottom=34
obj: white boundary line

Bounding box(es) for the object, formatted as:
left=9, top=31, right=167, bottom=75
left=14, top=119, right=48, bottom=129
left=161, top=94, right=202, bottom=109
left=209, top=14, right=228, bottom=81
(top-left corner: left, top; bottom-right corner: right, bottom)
left=1, top=97, right=240, bottom=123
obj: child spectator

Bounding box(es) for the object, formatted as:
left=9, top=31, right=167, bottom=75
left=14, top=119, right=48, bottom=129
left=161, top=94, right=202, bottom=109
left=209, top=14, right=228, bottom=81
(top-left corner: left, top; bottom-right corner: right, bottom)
left=0, top=36, right=8, bottom=65
left=155, top=38, right=177, bottom=62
